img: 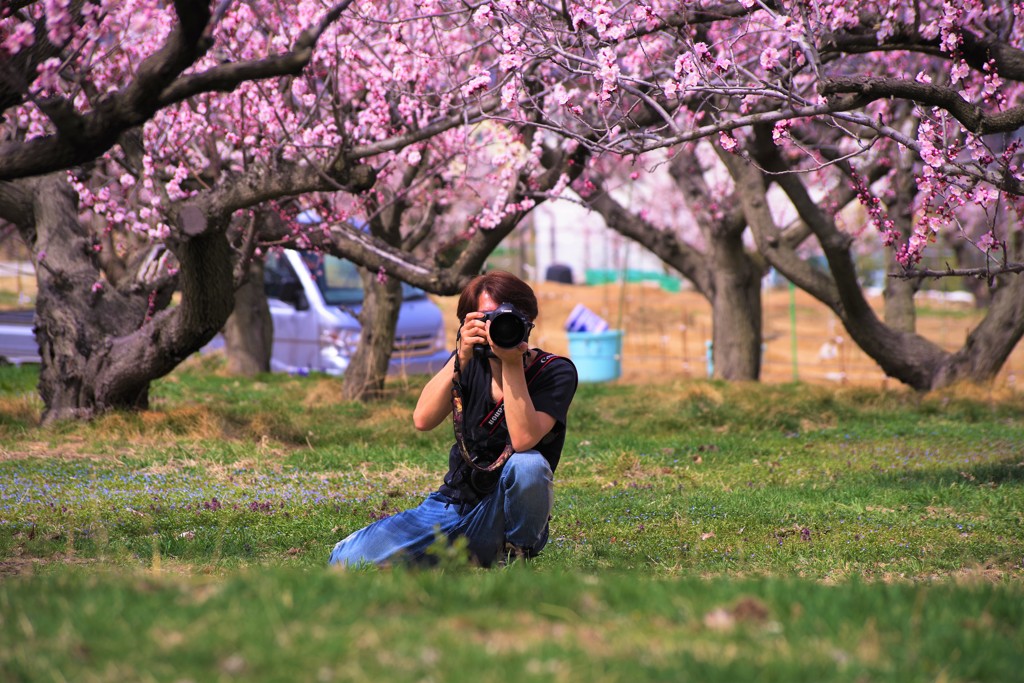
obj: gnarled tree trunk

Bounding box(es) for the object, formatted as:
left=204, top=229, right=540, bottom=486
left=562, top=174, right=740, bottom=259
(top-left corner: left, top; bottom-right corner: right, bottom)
left=584, top=152, right=766, bottom=381
left=6, top=174, right=235, bottom=423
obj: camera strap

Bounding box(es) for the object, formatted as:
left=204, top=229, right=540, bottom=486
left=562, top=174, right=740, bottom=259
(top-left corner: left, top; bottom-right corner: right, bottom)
left=479, top=352, right=561, bottom=435
left=451, top=347, right=563, bottom=473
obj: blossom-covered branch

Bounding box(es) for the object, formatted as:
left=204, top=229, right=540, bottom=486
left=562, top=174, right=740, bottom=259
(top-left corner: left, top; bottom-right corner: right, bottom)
left=0, top=0, right=357, bottom=181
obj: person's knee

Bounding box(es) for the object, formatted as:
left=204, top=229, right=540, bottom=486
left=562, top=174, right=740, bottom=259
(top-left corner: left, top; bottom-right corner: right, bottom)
left=328, top=532, right=361, bottom=566
left=503, top=450, right=552, bottom=490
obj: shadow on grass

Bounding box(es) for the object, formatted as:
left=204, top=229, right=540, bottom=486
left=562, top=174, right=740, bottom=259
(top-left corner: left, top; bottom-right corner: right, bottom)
left=859, top=459, right=1024, bottom=489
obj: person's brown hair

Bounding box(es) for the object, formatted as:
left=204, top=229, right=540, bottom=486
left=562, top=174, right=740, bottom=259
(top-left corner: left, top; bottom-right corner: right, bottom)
left=456, top=271, right=538, bottom=322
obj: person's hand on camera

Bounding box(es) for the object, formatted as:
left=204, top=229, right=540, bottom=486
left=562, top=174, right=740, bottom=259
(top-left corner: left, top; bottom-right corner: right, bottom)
left=486, top=320, right=528, bottom=365
left=458, top=312, right=487, bottom=366
left=459, top=312, right=527, bottom=367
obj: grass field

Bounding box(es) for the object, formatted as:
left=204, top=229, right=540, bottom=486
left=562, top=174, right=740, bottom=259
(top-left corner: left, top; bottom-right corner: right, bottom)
left=1, top=359, right=1022, bottom=681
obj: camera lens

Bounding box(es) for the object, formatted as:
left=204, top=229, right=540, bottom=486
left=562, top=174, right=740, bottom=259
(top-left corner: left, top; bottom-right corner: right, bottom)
left=470, top=468, right=500, bottom=495
left=489, top=311, right=527, bottom=348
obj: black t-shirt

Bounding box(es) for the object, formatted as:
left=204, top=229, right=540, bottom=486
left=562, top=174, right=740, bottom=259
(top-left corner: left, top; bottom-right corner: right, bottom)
left=439, top=349, right=578, bottom=502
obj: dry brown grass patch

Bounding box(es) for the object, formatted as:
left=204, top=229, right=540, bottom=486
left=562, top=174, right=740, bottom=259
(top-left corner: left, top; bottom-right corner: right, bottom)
left=137, top=457, right=201, bottom=475
left=363, top=403, right=412, bottom=427
left=152, top=405, right=228, bottom=440
left=301, top=379, right=345, bottom=408
left=356, top=462, right=434, bottom=490
left=670, top=382, right=725, bottom=405
left=799, top=415, right=837, bottom=432
left=0, top=394, right=42, bottom=423
left=0, top=437, right=119, bottom=462
left=926, top=380, right=1023, bottom=405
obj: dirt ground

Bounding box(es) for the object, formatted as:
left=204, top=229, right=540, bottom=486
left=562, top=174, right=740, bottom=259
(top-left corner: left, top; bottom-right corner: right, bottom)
left=431, top=280, right=1023, bottom=390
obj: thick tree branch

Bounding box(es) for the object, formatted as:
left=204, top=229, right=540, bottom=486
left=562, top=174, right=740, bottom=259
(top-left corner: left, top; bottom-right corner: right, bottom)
left=262, top=216, right=465, bottom=294
left=584, top=175, right=715, bottom=298
left=625, top=0, right=771, bottom=39
left=822, top=24, right=1024, bottom=83
left=0, top=0, right=358, bottom=181
left=668, top=151, right=747, bottom=239
left=193, top=156, right=376, bottom=228
left=821, top=76, right=1024, bottom=135
left=0, top=180, right=37, bottom=227
left=0, top=0, right=212, bottom=181
left=156, top=0, right=356, bottom=105
left=744, top=127, right=962, bottom=389
left=717, top=148, right=838, bottom=305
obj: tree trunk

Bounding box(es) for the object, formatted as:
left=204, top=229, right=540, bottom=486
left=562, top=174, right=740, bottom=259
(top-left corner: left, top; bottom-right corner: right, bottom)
left=738, top=129, right=1024, bottom=392
left=12, top=174, right=235, bottom=423
left=29, top=175, right=145, bottom=420
left=929, top=265, right=1024, bottom=388
left=223, top=258, right=272, bottom=375
left=709, top=235, right=763, bottom=380
left=883, top=277, right=917, bottom=333
left=583, top=160, right=764, bottom=381
left=341, top=269, right=403, bottom=401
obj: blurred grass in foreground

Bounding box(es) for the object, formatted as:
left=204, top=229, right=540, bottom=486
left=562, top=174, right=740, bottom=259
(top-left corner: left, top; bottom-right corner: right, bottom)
left=2, top=568, right=1022, bottom=683
left=1, top=360, right=1022, bottom=681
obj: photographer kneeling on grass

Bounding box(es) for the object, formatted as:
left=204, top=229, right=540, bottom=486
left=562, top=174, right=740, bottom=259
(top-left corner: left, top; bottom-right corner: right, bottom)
left=329, top=272, right=578, bottom=568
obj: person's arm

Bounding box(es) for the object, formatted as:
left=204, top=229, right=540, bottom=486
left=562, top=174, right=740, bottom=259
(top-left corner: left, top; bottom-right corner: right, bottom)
left=412, top=312, right=484, bottom=431
left=492, top=342, right=556, bottom=452
left=411, top=354, right=457, bottom=431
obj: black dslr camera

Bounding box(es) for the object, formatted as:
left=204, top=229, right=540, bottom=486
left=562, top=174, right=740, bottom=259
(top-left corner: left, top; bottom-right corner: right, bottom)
left=474, top=302, right=533, bottom=358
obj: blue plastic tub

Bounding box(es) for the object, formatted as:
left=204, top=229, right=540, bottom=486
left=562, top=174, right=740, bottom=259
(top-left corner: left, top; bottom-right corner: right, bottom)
left=567, top=329, right=623, bottom=382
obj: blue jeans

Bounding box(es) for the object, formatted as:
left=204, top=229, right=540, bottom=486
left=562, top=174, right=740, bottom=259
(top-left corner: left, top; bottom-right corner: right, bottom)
left=329, top=450, right=553, bottom=567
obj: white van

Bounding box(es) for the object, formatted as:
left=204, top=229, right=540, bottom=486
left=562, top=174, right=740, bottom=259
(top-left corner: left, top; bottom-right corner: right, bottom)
left=253, top=249, right=451, bottom=376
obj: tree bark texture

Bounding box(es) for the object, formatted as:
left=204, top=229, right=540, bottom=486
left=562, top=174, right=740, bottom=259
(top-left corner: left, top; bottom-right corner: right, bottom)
left=223, top=258, right=273, bottom=376
left=8, top=174, right=235, bottom=422
left=708, top=232, right=763, bottom=381
left=340, top=269, right=403, bottom=401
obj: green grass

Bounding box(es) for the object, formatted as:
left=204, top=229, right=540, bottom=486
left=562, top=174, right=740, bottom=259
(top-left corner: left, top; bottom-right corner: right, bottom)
left=1, top=361, right=1023, bottom=681
left=3, top=569, right=1022, bottom=683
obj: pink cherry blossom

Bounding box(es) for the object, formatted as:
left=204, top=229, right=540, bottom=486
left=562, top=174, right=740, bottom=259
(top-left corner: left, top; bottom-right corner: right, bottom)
left=760, top=47, right=780, bottom=71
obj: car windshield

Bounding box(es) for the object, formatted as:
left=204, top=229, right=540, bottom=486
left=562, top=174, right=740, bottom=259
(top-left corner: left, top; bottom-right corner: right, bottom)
left=299, top=253, right=424, bottom=306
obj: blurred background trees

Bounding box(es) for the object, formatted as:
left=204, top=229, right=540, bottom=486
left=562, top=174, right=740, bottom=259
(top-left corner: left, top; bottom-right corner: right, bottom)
left=2, top=0, right=1022, bottom=420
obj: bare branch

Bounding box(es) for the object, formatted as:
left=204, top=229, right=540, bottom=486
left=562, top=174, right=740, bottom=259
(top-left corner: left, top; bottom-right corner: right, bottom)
left=895, top=263, right=1024, bottom=279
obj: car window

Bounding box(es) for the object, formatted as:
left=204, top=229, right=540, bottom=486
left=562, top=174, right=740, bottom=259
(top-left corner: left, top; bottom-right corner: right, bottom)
left=264, top=250, right=300, bottom=299
left=301, top=252, right=363, bottom=305
left=299, top=252, right=425, bottom=305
